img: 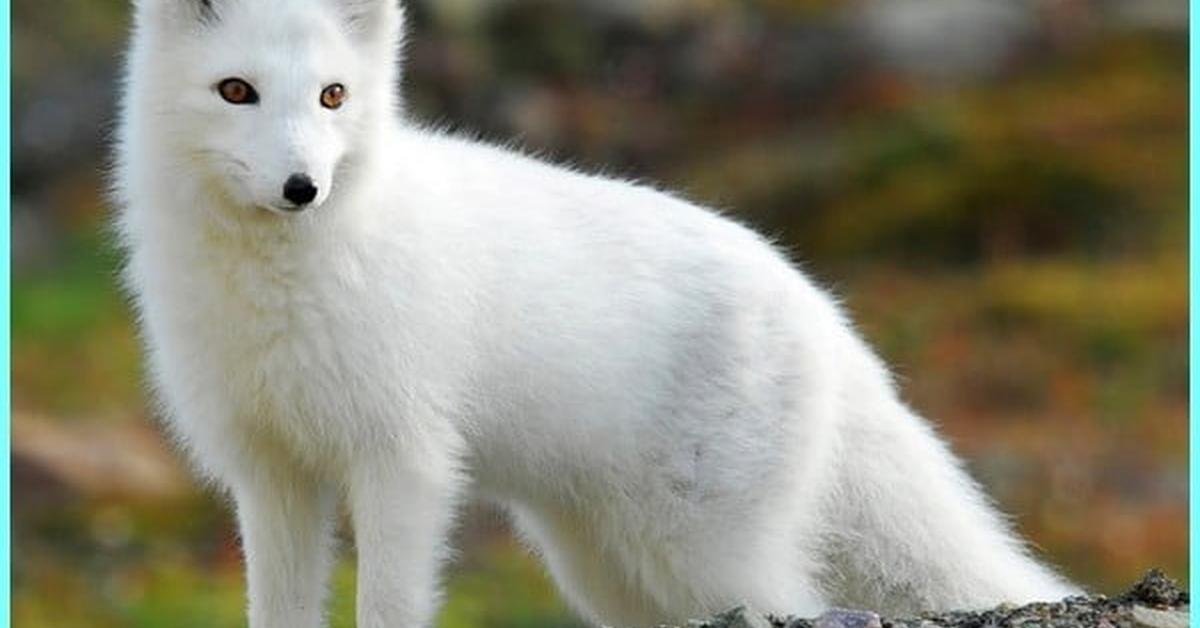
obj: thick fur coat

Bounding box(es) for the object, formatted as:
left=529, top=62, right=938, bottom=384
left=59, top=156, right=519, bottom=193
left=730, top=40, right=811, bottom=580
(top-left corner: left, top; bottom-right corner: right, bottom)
left=114, top=1, right=1079, bottom=626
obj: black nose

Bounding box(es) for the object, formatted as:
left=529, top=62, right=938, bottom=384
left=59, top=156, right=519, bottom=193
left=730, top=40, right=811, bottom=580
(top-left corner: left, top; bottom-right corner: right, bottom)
left=282, top=173, right=318, bottom=206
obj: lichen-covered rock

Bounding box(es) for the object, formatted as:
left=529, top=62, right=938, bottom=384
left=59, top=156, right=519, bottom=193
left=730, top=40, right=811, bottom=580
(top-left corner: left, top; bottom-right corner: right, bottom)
left=658, top=570, right=1189, bottom=628
left=1119, top=570, right=1189, bottom=609
left=673, top=606, right=770, bottom=628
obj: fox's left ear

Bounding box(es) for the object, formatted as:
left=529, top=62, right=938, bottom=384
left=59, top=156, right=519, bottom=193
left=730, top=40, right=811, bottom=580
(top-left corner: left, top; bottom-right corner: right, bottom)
left=330, top=0, right=405, bottom=46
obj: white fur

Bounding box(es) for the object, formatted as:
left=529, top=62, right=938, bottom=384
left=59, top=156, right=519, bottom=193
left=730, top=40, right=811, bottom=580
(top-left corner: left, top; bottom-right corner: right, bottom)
left=114, top=1, right=1080, bottom=626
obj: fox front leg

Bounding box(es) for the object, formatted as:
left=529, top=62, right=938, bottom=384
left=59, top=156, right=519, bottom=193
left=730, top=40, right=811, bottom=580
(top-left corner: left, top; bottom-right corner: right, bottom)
left=232, top=464, right=337, bottom=628
left=349, top=453, right=461, bottom=628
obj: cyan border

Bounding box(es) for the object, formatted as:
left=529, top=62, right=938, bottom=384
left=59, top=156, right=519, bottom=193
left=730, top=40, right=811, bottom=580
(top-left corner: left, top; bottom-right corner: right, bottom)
left=2, top=0, right=11, bottom=621
left=1190, top=0, right=1197, bottom=607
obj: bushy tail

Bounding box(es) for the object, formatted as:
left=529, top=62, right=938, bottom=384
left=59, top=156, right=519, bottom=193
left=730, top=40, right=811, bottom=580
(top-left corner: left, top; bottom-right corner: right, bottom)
left=817, top=345, right=1080, bottom=614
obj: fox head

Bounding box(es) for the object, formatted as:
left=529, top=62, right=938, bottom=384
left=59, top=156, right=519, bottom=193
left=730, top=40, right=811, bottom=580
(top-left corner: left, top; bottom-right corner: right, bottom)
left=126, top=0, right=404, bottom=215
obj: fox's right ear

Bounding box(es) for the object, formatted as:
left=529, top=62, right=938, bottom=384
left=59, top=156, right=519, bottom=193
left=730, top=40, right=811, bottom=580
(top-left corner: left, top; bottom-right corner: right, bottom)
left=134, top=0, right=221, bottom=29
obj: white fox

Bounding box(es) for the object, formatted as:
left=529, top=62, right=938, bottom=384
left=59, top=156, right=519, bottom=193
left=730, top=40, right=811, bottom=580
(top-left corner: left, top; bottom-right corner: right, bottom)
left=114, top=1, right=1079, bottom=627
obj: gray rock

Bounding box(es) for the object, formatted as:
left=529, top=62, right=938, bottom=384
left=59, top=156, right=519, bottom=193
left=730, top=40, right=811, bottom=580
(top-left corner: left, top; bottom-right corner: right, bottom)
left=813, top=609, right=882, bottom=628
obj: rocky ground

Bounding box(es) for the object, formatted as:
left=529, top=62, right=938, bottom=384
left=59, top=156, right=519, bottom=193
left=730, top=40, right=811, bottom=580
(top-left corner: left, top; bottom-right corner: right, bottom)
left=669, top=570, right=1188, bottom=628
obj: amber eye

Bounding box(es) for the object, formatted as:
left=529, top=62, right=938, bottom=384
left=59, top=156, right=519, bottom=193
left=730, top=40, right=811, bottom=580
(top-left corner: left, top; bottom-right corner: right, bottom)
left=320, top=83, right=347, bottom=110
left=217, top=78, right=259, bottom=105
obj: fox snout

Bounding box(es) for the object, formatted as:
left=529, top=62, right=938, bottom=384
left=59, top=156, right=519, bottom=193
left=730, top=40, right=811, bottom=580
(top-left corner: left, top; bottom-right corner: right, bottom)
left=282, top=173, right=319, bottom=209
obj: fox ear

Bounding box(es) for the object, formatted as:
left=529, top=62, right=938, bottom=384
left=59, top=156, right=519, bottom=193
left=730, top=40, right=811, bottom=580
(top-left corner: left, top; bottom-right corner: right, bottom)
left=331, top=0, right=404, bottom=44
left=184, top=0, right=220, bottom=24
left=134, top=0, right=221, bottom=28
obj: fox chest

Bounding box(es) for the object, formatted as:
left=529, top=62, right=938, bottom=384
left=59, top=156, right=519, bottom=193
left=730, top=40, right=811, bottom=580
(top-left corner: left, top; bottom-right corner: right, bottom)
left=147, top=256, right=415, bottom=456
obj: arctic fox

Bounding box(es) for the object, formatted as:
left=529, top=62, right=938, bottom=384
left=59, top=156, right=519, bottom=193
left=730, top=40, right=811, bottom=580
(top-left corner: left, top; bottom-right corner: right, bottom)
left=114, top=1, right=1079, bottom=627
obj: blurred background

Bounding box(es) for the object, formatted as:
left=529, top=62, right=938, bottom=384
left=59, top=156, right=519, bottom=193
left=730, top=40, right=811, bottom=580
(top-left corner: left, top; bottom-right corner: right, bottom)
left=12, top=0, right=1188, bottom=626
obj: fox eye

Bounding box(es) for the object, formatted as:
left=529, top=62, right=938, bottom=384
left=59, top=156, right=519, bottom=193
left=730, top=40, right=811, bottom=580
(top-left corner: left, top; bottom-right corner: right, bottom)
left=217, top=78, right=259, bottom=105
left=320, top=83, right=347, bottom=110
